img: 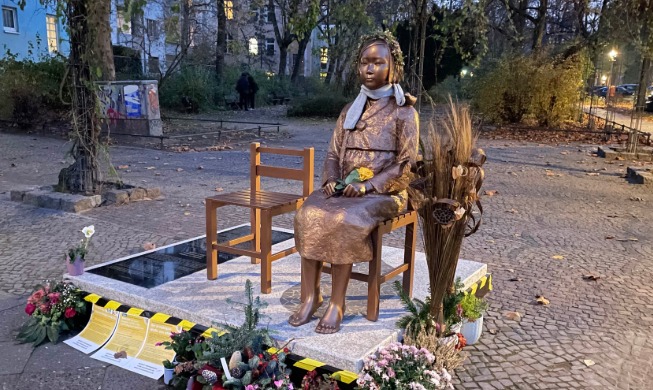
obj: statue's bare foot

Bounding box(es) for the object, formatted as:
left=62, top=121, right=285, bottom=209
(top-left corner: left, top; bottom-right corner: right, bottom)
left=315, top=302, right=344, bottom=334
left=288, top=295, right=323, bottom=327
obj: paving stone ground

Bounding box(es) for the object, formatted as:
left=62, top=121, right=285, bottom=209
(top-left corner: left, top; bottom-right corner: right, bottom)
left=1, top=111, right=653, bottom=389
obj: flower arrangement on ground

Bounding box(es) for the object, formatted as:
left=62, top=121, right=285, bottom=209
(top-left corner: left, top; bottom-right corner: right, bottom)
left=17, top=280, right=88, bottom=345
left=356, top=342, right=454, bottom=390
left=301, top=370, right=340, bottom=390
left=160, top=280, right=293, bottom=390
left=68, top=225, right=95, bottom=262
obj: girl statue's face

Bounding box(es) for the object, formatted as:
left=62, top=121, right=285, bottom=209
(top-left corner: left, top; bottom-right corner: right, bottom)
left=359, top=42, right=391, bottom=90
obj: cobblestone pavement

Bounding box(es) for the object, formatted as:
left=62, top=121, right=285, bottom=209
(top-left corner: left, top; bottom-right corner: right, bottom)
left=1, top=116, right=653, bottom=389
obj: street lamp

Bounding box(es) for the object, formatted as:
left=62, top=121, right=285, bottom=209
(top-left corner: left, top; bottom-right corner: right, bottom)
left=460, top=68, right=468, bottom=78
left=608, top=49, right=618, bottom=62
left=605, top=49, right=619, bottom=128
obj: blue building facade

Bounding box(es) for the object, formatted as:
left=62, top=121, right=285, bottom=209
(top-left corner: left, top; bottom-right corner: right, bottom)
left=0, top=1, right=69, bottom=59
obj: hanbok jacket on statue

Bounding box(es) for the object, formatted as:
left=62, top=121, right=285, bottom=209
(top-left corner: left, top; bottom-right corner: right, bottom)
left=294, top=95, right=419, bottom=264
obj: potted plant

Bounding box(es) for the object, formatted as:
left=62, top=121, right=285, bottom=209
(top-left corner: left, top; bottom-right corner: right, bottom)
left=163, top=359, right=176, bottom=385
left=459, top=294, right=488, bottom=345
left=66, top=225, right=95, bottom=276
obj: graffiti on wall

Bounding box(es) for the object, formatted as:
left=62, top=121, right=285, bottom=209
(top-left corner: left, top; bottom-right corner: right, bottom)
left=147, top=84, right=160, bottom=119
left=98, top=82, right=160, bottom=127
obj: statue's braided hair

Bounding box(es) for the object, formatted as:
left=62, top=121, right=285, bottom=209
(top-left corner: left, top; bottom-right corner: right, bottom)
left=354, top=30, right=405, bottom=84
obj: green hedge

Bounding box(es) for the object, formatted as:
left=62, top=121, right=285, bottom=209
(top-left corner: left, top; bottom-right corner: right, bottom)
left=287, top=95, right=349, bottom=118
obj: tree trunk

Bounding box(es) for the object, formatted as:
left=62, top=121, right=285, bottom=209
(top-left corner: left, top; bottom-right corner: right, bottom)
left=291, top=34, right=310, bottom=82
left=628, top=56, right=652, bottom=153
left=532, top=0, right=548, bottom=53
left=88, top=0, right=115, bottom=81
left=416, top=0, right=428, bottom=108
left=215, top=0, right=227, bottom=81
left=180, top=0, right=192, bottom=59
left=57, top=0, right=102, bottom=194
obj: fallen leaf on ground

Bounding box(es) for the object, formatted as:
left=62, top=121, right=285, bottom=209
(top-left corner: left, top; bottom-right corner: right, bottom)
left=582, top=274, right=600, bottom=281
left=143, top=242, right=156, bottom=251
left=215, top=187, right=224, bottom=192
left=176, top=168, right=184, bottom=172
left=145, top=166, right=156, bottom=170
left=197, top=165, right=204, bottom=170
left=535, top=295, right=550, bottom=305
left=545, top=170, right=555, bottom=176
left=615, top=156, right=624, bottom=161
left=583, top=359, right=595, bottom=367
left=586, top=172, right=600, bottom=176
left=508, top=277, right=522, bottom=282
left=117, top=165, right=129, bottom=170
left=507, top=208, right=518, bottom=213
left=504, top=311, right=522, bottom=321
left=630, top=197, right=644, bottom=201
left=201, top=200, right=206, bottom=205
left=114, top=351, right=127, bottom=359
left=484, top=190, right=498, bottom=196
left=507, top=268, right=515, bottom=273
left=488, top=329, right=498, bottom=335
left=552, top=255, right=565, bottom=260
left=560, top=151, right=568, bottom=155
left=183, top=211, right=191, bottom=216
left=605, top=235, right=615, bottom=239
left=616, top=237, right=638, bottom=242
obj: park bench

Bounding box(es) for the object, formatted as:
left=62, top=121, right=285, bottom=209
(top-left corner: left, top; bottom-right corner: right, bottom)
left=270, top=92, right=291, bottom=105
left=205, top=142, right=314, bottom=293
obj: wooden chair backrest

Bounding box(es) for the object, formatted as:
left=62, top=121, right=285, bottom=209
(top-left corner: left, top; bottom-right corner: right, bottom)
left=249, top=142, right=314, bottom=197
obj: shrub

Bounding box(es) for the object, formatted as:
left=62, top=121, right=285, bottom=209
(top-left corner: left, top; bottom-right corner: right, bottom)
left=470, top=51, right=586, bottom=126
left=427, top=75, right=471, bottom=103
left=0, top=53, right=69, bottom=126
left=159, top=66, right=217, bottom=111
left=287, top=94, right=349, bottom=117
left=459, top=294, right=487, bottom=321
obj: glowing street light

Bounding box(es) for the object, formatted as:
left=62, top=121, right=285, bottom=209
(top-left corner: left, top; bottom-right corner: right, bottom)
left=460, top=68, right=468, bottom=77
left=608, top=49, right=618, bottom=62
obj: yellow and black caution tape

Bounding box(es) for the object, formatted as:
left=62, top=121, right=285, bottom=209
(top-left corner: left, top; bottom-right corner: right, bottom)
left=82, top=293, right=358, bottom=387
left=463, top=273, right=493, bottom=298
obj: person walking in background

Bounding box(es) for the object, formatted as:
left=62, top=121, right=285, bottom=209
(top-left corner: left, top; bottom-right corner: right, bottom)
left=235, top=72, right=250, bottom=110
left=247, top=74, right=259, bottom=110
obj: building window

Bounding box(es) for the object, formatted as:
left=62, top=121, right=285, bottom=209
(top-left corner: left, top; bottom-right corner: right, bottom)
left=117, top=6, right=132, bottom=34
left=320, top=47, right=328, bottom=65
left=146, top=19, right=158, bottom=38
left=164, top=16, right=180, bottom=44
left=2, top=7, right=18, bottom=33
left=265, top=38, right=275, bottom=56
left=148, top=56, right=160, bottom=73
left=46, top=15, right=58, bottom=52
left=225, top=1, right=234, bottom=20
left=259, top=6, right=272, bottom=23
left=248, top=37, right=258, bottom=55
left=226, top=33, right=233, bottom=54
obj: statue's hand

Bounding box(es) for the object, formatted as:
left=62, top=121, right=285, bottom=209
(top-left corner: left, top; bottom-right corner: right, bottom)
left=343, top=182, right=371, bottom=197
left=323, top=181, right=337, bottom=196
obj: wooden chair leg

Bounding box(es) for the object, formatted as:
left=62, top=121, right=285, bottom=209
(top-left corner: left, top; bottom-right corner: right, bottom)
left=260, top=210, right=273, bottom=294
left=206, top=203, right=218, bottom=280
left=250, top=208, right=261, bottom=264
left=367, top=228, right=383, bottom=321
left=403, top=218, right=417, bottom=298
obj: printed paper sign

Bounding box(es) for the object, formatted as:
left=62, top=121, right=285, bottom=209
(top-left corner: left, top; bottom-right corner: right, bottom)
left=64, top=305, right=119, bottom=354
left=91, top=312, right=148, bottom=368
left=126, top=321, right=179, bottom=379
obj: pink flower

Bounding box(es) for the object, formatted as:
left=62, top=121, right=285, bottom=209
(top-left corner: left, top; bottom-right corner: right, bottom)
left=155, top=341, right=163, bottom=346
left=48, top=292, right=61, bottom=305
left=39, top=303, right=50, bottom=314
left=274, top=380, right=284, bottom=388
left=25, top=303, right=36, bottom=316
left=386, top=367, right=396, bottom=378
left=245, top=385, right=256, bottom=390
left=31, top=290, right=45, bottom=303
left=64, top=307, right=76, bottom=318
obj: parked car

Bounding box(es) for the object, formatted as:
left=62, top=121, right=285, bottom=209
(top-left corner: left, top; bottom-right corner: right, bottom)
left=619, top=84, right=638, bottom=93
left=595, top=86, right=634, bottom=98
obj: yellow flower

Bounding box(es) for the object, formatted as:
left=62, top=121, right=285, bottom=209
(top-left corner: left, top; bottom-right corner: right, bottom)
left=356, top=167, right=374, bottom=181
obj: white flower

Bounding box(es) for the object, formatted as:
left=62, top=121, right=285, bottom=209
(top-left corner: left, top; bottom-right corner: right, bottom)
left=454, top=207, right=466, bottom=220
left=82, top=225, right=95, bottom=238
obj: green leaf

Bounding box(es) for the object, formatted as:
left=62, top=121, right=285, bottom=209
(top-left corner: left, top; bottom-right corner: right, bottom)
left=344, top=170, right=360, bottom=185
left=95, top=67, right=102, bottom=79
left=46, top=325, right=60, bottom=344
left=241, top=371, right=252, bottom=386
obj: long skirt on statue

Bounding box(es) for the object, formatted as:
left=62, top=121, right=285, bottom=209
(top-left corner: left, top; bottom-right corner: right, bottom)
left=293, top=190, right=407, bottom=265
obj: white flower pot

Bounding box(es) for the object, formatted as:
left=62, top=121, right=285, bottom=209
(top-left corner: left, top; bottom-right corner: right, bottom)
left=461, top=315, right=483, bottom=345
left=163, top=367, right=174, bottom=385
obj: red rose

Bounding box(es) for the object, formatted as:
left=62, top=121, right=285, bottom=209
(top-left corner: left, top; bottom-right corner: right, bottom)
left=64, top=307, right=76, bottom=318
left=283, top=347, right=290, bottom=353
left=25, top=303, right=36, bottom=316
left=48, top=292, right=61, bottom=305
